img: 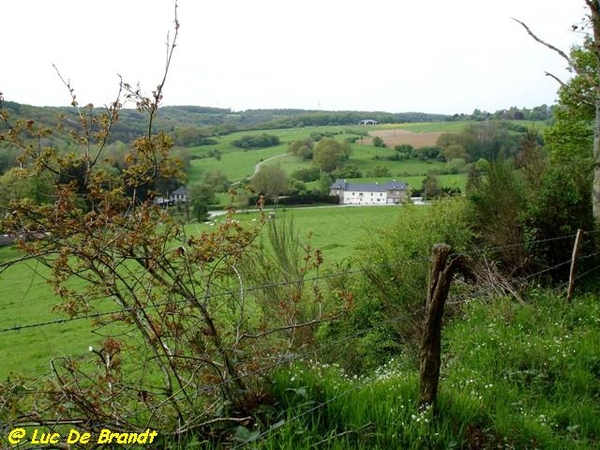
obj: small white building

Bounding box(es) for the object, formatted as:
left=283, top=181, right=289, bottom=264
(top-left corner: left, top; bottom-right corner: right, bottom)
left=330, top=179, right=408, bottom=205
left=155, top=186, right=189, bottom=205
left=358, top=119, right=378, bottom=125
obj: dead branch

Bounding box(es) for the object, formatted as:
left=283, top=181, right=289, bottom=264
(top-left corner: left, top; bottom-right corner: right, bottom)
left=545, top=71, right=567, bottom=87
left=512, top=18, right=573, bottom=66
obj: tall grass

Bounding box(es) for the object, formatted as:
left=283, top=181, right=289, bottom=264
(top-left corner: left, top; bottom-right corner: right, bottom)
left=236, top=291, right=600, bottom=449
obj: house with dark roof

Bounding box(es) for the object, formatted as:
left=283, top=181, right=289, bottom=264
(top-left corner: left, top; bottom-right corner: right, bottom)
left=170, top=186, right=189, bottom=204
left=154, top=186, right=189, bottom=205
left=329, top=179, right=408, bottom=205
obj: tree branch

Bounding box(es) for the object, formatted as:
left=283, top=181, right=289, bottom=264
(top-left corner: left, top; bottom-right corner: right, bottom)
left=512, top=17, right=573, bottom=67
left=239, top=312, right=344, bottom=341
left=545, top=71, right=567, bottom=87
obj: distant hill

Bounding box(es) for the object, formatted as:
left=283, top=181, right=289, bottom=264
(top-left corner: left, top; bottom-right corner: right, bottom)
left=0, top=100, right=452, bottom=146
left=1, top=100, right=553, bottom=149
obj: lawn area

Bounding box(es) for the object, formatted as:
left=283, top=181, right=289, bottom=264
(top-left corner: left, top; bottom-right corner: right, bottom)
left=0, top=204, right=426, bottom=378
left=226, top=204, right=417, bottom=264
left=0, top=254, right=103, bottom=377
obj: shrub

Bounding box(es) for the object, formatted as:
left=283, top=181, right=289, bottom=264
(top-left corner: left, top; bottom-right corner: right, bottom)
left=291, top=166, right=321, bottom=182
left=232, top=133, right=280, bottom=149
left=318, top=200, right=473, bottom=374
left=467, top=159, right=528, bottom=272
left=373, top=136, right=387, bottom=147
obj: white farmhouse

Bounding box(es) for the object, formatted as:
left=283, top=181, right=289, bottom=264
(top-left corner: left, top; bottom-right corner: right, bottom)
left=154, top=186, right=189, bottom=206
left=329, top=179, right=409, bottom=205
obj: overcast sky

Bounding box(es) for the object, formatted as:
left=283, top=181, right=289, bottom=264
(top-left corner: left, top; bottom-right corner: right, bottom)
left=0, top=0, right=589, bottom=115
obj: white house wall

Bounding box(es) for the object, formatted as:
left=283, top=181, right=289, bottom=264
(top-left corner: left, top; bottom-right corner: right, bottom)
left=343, top=190, right=388, bottom=205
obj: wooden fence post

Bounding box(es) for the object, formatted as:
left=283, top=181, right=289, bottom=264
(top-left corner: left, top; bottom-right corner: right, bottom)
left=567, top=229, right=584, bottom=305
left=419, top=243, right=456, bottom=409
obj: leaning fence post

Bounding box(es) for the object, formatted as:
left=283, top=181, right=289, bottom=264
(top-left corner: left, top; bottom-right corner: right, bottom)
left=419, top=243, right=456, bottom=409
left=567, top=229, right=584, bottom=305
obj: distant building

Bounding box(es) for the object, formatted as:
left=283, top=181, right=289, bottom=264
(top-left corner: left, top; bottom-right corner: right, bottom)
left=358, top=119, right=378, bottom=125
left=329, top=179, right=408, bottom=205
left=155, top=186, right=189, bottom=205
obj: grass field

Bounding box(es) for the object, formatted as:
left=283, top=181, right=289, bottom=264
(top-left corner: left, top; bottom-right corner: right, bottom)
left=186, top=123, right=470, bottom=186
left=0, top=204, right=425, bottom=377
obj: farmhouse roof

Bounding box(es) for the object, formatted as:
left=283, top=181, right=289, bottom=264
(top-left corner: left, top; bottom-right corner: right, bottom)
left=172, top=186, right=189, bottom=196
left=330, top=179, right=407, bottom=192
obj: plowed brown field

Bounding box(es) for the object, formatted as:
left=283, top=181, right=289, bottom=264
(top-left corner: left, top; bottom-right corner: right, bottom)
left=367, top=129, right=442, bottom=148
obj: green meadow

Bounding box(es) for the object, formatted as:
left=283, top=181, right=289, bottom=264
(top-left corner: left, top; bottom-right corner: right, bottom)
left=186, top=123, right=470, bottom=190
left=0, top=204, right=423, bottom=377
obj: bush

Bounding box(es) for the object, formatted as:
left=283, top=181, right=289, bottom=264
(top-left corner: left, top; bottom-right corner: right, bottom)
left=373, top=136, right=387, bottom=147
left=232, top=133, right=280, bottom=149
left=318, top=200, right=473, bottom=374
left=467, top=159, right=527, bottom=271
left=368, top=165, right=391, bottom=178
left=523, top=160, right=594, bottom=276
left=331, top=164, right=362, bottom=179
left=291, top=166, right=321, bottom=182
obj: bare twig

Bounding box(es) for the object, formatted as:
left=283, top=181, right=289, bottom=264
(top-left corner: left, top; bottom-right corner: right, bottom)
left=239, top=313, right=344, bottom=341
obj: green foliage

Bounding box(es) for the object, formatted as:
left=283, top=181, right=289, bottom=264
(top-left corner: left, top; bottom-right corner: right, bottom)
left=239, top=216, right=327, bottom=348
left=446, top=157, right=467, bottom=174
left=443, top=292, right=600, bottom=449
left=189, top=182, right=217, bottom=222
left=310, top=130, right=340, bottom=141
left=201, top=168, right=230, bottom=192
left=232, top=133, right=280, bottom=149
left=319, top=200, right=472, bottom=374
left=312, top=138, right=351, bottom=172
left=291, top=166, right=320, bottom=182
left=437, top=121, right=521, bottom=162
left=245, top=291, right=600, bottom=450
left=467, top=129, right=593, bottom=279
left=0, top=167, right=53, bottom=219
left=523, top=160, right=593, bottom=272
left=316, top=172, right=334, bottom=194
left=414, top=145, right=443, bottom=161
left=556, top=37, right=596, bottom=122
left=372, top=136, right=386, bottom=147
left=0, top=146, right=19, bottom=174
left=421, top=172, right=442, bottom=199
left=394, top=143, right=415, bottom=159
left=287, top=138, right=313, bottom=160
left=368, top=164, right=391, bottom=178
left=468, top=159, right=527, bottom=270
left=250, top=163, right=289, bottom=198
left=331, top=163, right=362, bottom=180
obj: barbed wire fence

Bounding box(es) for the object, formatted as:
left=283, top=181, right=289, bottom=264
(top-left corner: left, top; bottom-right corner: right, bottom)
left=2, top=228, right=597, bottom=335
left=1, top=227, right=599, bottom=447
